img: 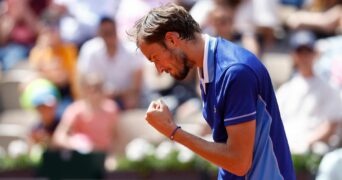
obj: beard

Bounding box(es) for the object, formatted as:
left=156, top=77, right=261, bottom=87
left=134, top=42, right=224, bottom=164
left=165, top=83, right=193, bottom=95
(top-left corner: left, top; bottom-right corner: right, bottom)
left=170, top=49, right=192, bottom=80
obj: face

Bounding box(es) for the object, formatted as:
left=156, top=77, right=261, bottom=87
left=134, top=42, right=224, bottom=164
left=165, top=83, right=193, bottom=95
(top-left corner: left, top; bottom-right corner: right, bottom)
left=210, top=6, right=235, bottom=39
left=36, top=105, right=56, bottom=125
left=292, top=46, right=316, bottom=68
left=139, top=41, right=193, bottom=80
left=99, top=22, right=117, bottom=48
left=82, top=83, right=104, bottom=102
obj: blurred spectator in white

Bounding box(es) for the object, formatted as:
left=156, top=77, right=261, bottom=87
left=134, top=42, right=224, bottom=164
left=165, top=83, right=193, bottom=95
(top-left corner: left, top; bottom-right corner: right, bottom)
left=20, top=78, right=61, bottom=148
left=276, top=30, right=342, bottom=154
left=78, top=17, right=143, bottom=110
left=0, top=0, right=48, bottom=71
left=315, top=35, right=342, bottom=99
left=52, top=72, right=119, bottom=154
left=29, top=24, right=78, bottom=115
left=48, top=0, right=120, bottom=46
left=285, top=0, right=342, bottom=37
left=316, top=148, right=342, bottom=180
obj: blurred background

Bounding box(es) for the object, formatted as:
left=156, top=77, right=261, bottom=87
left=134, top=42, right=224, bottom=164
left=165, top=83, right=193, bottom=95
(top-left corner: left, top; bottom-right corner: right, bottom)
left=0, top=0, right=341, bottom=179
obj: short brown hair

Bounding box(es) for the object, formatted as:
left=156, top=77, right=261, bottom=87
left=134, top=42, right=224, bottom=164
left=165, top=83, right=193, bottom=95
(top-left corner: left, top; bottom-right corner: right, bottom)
left=128, top=3, right=201, bottom=46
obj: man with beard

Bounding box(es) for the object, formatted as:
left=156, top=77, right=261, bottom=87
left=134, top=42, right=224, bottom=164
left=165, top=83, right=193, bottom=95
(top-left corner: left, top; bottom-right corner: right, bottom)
left=129, top=3, right=295, bottom=180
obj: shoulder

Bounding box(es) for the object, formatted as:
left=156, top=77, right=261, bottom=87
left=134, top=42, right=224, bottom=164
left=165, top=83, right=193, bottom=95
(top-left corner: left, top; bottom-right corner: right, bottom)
left=102, top=99, right=119, bottom=113
left=64, top=100, right=85, bottom=115
left=215, top=38, right=261, bottom=71
left=80, top=37, right=104, bottom=52
left=218, top=63, right=257, bottom=82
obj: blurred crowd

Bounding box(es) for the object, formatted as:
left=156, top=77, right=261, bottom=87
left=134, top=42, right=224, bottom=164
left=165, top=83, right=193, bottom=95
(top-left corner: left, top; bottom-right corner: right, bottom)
left=0, top=0, right=341, bottom=179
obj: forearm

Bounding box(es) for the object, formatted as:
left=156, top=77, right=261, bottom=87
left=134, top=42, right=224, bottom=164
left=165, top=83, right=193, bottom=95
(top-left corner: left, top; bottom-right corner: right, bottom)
left=173, top=128, right=251, bottom=176
left=52, top=132, right=71, bottom=149
left=290, top=11, right=339, bottom=32
left=308, top=121, right=338, bottom=146
left=145, top=100, right=253, bottom=176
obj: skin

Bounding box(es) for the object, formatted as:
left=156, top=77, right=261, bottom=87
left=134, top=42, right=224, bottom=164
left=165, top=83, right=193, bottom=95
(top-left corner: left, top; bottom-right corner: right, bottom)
left=139, top=32, right=255, bottom=176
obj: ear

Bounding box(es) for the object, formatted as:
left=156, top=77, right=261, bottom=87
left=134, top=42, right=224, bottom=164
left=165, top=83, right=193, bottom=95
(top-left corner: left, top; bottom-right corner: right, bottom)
left=164, top=32, right=180, bottom=48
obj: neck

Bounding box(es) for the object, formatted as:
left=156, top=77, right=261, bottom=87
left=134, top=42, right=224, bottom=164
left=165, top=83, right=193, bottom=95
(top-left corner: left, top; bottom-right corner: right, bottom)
left=107, top=45, right=117, bottom=57
left=300, top=69, right=314, bottom=78
left=183, top=33, right=206, bottom=68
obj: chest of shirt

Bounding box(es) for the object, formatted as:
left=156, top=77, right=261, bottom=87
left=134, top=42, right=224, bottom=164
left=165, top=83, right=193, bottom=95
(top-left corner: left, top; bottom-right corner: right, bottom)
left=200, top=82, right=227, bottom=143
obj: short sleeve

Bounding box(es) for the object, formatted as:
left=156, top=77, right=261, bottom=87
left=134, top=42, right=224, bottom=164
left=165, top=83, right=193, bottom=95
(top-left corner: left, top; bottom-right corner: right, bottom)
left=217, top=64, right=258, bottom=126
left=60, top=102, right=81, bottom=131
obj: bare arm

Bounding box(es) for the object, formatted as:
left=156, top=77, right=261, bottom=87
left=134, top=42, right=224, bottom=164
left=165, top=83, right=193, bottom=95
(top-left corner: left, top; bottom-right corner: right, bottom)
left=52, top=106, right=76, bottom=149
left=145, top=100, right=255, bottom=176
left=174, top=120, right=255, bottom=176
left=308, top=121, right=339, bottom=148
left=287, top=5, right=342, bottom=33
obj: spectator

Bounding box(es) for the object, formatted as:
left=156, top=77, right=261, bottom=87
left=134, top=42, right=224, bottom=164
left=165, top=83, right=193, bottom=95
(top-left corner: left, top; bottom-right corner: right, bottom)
left=276, top=30, right=342, bottom=153
left=29, top=24, right=78, bottom=107
left=206, top=2, right=243, bottom=45
left=52, top=73, right=119, bottom=154
left=0, top=0, right=45, bottom=71
left=20, top=78, right=61, bottom=148
left=315, top=35, right=342, bottom=99
left=78, top=17, right=143, bottom=110
left=190, top=0, right=263, bottom=56
left=316, top=148, right=342, bottom=180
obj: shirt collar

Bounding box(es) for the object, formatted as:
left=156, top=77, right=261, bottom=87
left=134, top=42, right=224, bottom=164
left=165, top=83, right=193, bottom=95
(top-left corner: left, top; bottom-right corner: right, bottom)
left=198, top=34, right=216, bottom=84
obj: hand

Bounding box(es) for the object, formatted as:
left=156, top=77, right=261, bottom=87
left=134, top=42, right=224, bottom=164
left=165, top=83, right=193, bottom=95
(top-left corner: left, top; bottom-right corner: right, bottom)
left=31, top=129, right=50, bottom=144
left=145, top=100, right=177, bottom=137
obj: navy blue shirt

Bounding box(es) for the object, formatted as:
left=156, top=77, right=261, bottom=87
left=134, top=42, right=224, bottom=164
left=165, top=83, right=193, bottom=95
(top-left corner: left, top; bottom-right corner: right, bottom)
left=199, top=36, right=295, bottom=180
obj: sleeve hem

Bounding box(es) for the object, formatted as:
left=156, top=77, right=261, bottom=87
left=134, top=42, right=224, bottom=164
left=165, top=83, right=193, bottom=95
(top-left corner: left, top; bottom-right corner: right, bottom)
left=224, top=115, right=256, bottom=126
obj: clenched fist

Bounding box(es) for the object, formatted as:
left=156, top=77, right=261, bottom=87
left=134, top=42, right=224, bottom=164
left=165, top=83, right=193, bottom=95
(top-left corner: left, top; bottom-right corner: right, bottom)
left=145, top=100, right=177, bottom=138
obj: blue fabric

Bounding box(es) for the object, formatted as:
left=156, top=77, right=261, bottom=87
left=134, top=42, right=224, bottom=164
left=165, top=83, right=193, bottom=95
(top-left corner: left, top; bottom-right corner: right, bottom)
left=281, top=0, right=305, bottom=8
left=0, top=43, right=29, bottom=71
left=200, top=37, right=295, bottom=180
